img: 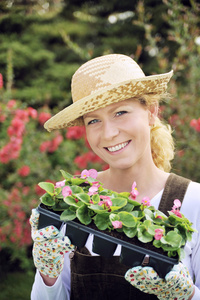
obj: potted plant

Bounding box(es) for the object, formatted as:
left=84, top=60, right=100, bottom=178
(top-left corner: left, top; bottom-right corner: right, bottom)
left=37, top=168, right=196, bottom=278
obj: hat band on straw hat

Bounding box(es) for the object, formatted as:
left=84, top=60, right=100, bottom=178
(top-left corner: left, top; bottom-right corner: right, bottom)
left=44, top=54, right=173, bottom=132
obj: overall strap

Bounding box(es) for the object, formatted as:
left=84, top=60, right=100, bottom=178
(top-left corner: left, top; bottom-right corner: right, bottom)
left=158, top=173, right=190, bottom=215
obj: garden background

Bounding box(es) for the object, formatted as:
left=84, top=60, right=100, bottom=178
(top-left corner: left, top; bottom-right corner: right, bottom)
left=0, top=0, right=199, bottom=298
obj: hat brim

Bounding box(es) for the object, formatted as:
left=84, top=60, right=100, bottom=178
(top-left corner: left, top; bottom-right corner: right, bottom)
left=44, top=70, right=173, bottom=132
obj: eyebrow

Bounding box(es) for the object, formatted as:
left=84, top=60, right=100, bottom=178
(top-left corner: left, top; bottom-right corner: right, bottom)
left=84, top=101, right=131, bottom=119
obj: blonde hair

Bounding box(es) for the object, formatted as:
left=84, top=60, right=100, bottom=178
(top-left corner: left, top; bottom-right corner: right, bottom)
left=138, top=94, right=174, bottom=172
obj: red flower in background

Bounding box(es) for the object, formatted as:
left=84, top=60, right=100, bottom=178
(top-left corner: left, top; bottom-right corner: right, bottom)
left=0, top=73, right=3, bottom=89
left=190, top=118, right=200, bottom=132
left=38, top=112, right=51, bottom=125
left=7, top=99, right=17, bottom=109
left=7, top=117, right=25, bottom=137
left=39, top=134, right=63, bottom=153
left=18, top=165, right=30, bottom=177
left=66, top=126, right=86, bottom=140
left=27, top=107, right=37, bottom=119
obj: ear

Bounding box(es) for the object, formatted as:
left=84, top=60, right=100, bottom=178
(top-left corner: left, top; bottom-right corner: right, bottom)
left=148, top=103, right=158, bottom=126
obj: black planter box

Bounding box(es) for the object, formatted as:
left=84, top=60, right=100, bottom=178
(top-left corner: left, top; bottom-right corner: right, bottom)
left=37, top=204, right=179, bottom=278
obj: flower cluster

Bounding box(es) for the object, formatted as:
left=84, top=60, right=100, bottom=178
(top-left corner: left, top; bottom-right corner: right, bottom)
left=0, top=76, right=107, bottom=272
left=0, top=182, right=37, bottom=249
left=0, top=100, right=38, bottom=163
left=38, top=169, right=196, bottom=260
left=190, top=118, right=200, bottom=132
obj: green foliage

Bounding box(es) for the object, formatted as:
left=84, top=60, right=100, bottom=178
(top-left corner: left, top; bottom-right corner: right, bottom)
left=40, top=169, right=196, bottom=260
left=0, top=271, right=34, bottom=300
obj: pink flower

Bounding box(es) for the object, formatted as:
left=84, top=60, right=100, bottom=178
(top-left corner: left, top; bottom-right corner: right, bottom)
left=55, top=180, right=66, bottom=188
left=100, top=195, right=111, bottom=201
left=18, top=165, right=30, bottom=177
left=130, top=181, right=139, bottom=200
left=156, top=215, right=163, bottom=220
left=98, top=197, right=112, bottom=210
left=112, top=221, right=123, bottom=229
left=88, top=185, right=98, bottom=196
left=105, top=199, right=113, bottom=207
left=88, top=169, right=98, bottom=179
left=172, top=199, right=181, bottom=210
left=172, top=209, right=182, bottom=218
left=81, top=169, right=90, bottom=178
left=81, top=169, right=98, bottom=179
left=154, top=228, right=164, bottom=240
left=141, top=196, right=151, bottom=206
left=62, top=186, right=72, bottom=197
left=171, top=199, right=182, bottom=218
left=91, top=181, right=101, bottom=188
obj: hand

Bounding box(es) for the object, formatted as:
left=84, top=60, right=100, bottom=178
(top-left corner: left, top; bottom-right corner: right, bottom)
left=30, top=209, right=74, bottom=278
left=125, top=262, right=194, bottom=299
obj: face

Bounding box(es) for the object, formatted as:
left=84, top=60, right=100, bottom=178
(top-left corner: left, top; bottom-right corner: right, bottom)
left=83, top=99, right=157, bottom=171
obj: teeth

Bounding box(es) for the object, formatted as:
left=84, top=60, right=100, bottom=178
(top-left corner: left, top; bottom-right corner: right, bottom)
left=107, top=142, right=129, bottom=152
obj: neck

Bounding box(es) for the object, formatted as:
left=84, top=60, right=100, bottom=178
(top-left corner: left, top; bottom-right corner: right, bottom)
left=98, top=164, right=169, bottom=202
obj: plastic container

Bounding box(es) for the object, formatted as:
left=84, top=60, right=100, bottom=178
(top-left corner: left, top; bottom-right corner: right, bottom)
left=37, top=204, right=179, bottom=278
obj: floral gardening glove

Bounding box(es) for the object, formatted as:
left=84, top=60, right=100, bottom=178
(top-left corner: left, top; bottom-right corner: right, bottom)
left=30, top=209, right=74, bottom=278
left=125, top=263, right=194, bottom=299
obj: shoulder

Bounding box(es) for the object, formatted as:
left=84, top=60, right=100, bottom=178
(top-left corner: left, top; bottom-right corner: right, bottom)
left=185, top=181, right=200, bottom=201
left=181, top=180, right=200, bottom=221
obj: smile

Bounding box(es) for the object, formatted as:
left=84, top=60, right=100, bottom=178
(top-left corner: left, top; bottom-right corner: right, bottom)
left=106, top=141, right=130, bottom=152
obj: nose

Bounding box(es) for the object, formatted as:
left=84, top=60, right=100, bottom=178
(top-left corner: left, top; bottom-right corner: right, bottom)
left=101, top=120, right=119, bottom=140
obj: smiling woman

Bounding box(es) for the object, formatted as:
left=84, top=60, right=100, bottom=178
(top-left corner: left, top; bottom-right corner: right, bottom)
left=30, top=54, right=200, bottom=300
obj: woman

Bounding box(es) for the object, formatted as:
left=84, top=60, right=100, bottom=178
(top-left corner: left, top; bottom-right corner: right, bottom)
left=30, top=54, right=200, bottom=299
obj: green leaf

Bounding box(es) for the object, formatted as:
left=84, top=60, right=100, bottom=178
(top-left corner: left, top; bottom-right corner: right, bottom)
left=117, top=202, right=134, bottom=213
left=143, top=208, right=154, bottom=221
left=52, top=202, right=70, bottom=211
left=137, top=230, right=153, bottom=243
left=92, top=194, right=100, bottom=204
left=119, top=192, right=130, bottom=198
left=153, top=239, right=162, bottom=248
left=109, top=213, right=119, bottom=222
left=40, top=193, right=55, bottom=206
left=76, top=193, right=91, bottom=204
left=38, top=182, right=55, bottom=196
left=64, top=196, right=82, bottom=207
left=60, top=170, right=73, bottom=179
left=130, top=210, right=144, bottom=219
left=70, top=185, right=83, bottom=194
left=147, top=224, right=165, bottom=236
left=88, top=204, right=105, bottom=213
left=118, top=211, right=137, bottom=227
left=94, top=213, right=110, bottom=230
left=70, top=178, right=86, bottom=186
left=110, top=197, right=127, bottom=211
left=123, top=226, right=137, bottom=238
left=60, top=209, right=76, bottom=221
left=162, top=231, right=182, bottom=248
left=76, top=205, right=91, bottom=225
left=127, top=199, right=141, bottom=207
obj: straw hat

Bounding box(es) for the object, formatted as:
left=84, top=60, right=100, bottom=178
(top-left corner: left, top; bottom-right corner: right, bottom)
left=44, top=54, right=173, bottom=132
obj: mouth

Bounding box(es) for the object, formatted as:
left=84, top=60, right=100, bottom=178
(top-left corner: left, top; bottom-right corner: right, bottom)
left=105, top=141, right=130, bottom=153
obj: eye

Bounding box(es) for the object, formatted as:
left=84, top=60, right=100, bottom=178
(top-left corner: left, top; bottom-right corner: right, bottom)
left=87, top=119, right=99, bottom=125
left=116, top=111, right=127, bottom=117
